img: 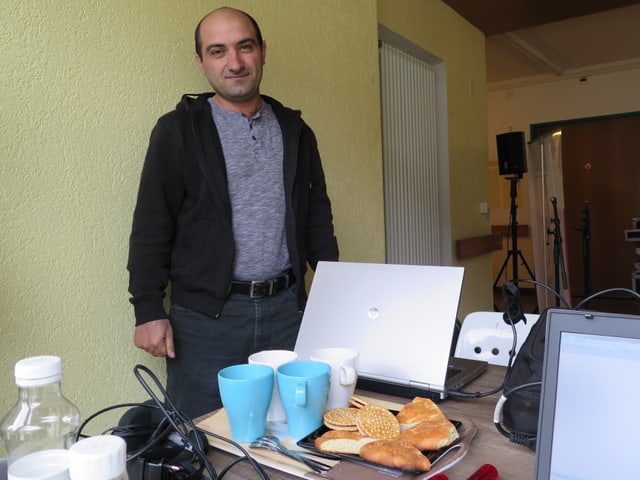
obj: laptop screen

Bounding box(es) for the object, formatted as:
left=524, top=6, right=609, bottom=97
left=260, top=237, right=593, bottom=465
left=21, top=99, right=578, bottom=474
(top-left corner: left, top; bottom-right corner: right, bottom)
left=294, top=261, right=465, bottom=393
left=535, top=309, right=640, bottom=479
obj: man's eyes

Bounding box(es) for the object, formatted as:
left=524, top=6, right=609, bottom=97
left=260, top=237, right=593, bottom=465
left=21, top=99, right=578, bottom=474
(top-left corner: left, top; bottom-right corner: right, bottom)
left=207, top=44, right=254, bottom=57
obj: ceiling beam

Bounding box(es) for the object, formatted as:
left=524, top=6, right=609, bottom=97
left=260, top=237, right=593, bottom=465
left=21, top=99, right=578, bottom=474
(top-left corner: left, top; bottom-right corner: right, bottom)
left=501, top=32, right=567, bottom=76
left=442, top=0, right=640, bottom=35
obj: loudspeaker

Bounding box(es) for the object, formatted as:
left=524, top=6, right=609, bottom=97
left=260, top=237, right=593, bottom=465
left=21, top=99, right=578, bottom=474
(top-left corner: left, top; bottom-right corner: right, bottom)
left=497, top=131, right=527, bottom=177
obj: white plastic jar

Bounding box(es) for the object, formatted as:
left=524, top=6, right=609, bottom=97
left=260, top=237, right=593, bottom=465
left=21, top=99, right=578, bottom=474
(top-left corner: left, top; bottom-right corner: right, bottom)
left=69, top=435, right=128, bottom=480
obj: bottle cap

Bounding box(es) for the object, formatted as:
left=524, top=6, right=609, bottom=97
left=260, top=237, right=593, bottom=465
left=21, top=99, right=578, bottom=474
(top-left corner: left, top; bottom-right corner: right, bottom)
left=69, top=435, right=127, bottom=480
left=14, top=356, right=63, bottom=387
left=8, top=449, right=70, bottom=480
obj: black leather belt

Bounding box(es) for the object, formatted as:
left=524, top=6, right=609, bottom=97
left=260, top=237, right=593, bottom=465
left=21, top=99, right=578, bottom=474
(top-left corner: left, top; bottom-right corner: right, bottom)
left=230, top=272, right=294, bottom=299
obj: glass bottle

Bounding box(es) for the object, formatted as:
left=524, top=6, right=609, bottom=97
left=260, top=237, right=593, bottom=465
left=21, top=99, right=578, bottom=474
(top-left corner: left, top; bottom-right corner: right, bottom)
left=0, top=356, right=81, bottom=463
left=69, top=435, right=129, bottom=480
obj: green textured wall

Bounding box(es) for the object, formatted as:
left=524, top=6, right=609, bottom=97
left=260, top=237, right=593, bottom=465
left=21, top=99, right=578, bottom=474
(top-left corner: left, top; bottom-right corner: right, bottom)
left=0, top=0, right=384, bottom=445
left=1, top=0, right=490, bottom=449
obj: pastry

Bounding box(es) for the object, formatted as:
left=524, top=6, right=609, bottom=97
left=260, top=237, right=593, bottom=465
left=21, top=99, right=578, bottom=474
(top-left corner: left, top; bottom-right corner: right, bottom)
left=314, top=429, right=376, bottom=454
left=359, top=439, right=431, bottom=472
left=398, top=416, right=459, bottom=450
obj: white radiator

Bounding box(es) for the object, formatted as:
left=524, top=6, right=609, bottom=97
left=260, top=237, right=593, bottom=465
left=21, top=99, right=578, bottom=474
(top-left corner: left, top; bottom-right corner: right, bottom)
left=380, top=41, right=441, bottom=265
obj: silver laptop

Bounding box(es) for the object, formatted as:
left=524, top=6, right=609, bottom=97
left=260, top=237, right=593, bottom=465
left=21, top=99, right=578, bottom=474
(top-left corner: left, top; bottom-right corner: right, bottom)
left=535, top=308, right=640, bottom=479
left=294, top=261, right=487, bottom=401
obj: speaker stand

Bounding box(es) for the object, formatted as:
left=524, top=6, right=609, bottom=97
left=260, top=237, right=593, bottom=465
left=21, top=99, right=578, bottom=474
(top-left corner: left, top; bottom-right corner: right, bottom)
left=493, top=176, right=536, bottom=310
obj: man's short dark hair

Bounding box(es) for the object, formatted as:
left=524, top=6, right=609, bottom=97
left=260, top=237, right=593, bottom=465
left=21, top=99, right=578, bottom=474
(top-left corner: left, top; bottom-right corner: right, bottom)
left=194, top=8, right=264, bottom=60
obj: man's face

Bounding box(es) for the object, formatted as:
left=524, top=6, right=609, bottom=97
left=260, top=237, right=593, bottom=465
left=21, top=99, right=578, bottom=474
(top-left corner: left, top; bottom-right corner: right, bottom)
left=195, top=9, right=266, bottom=109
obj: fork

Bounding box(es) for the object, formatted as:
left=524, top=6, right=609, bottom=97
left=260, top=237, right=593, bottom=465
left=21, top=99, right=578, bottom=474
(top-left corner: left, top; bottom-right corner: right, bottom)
left=250, top=435, right=333, bottom=473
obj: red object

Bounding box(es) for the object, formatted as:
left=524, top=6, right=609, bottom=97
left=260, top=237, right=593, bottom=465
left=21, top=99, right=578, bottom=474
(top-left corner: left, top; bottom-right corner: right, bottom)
left=466, top=464, right=499, bottom=480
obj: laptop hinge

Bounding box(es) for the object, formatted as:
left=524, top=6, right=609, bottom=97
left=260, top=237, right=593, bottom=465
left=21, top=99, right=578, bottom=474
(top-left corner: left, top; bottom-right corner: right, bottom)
left=357, top=377, right=447, bottom=402
left=408, top=380, right=433, bottom=390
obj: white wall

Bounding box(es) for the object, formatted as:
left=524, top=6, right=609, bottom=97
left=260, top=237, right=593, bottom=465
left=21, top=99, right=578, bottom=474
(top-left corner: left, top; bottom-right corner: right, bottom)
left=488, top=67, right=640, bottom=284
left=489, top=68, right=640, bottom=147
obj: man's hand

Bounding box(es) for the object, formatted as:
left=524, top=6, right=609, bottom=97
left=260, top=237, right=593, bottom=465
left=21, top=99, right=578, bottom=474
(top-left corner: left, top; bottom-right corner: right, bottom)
left=134, top=319, right=176, bottom=358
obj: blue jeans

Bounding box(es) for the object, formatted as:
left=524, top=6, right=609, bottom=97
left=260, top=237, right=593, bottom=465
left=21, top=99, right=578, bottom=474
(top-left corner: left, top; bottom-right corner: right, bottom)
left=165, top=285, right=302, bottom=419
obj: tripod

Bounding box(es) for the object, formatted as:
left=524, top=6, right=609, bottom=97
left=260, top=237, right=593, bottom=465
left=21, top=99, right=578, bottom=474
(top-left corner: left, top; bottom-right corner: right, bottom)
left=493, top=176, right=536, bottom=295
left=575, top=201, right=592, bottom=299
left=548, top=197, right=568, bottom=307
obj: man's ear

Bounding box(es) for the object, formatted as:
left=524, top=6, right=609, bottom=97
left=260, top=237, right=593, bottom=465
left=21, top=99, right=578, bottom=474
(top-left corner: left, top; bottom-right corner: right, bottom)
left=261, top=41, right=267, bottom=65
left=194, top=51, right=205, bottom=74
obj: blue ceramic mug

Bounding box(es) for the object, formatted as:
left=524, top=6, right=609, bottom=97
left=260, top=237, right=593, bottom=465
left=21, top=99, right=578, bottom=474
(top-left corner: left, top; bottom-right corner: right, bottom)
left=218, top=363, right=274, bottom=442
left=276, top=360, right=330, bottom=440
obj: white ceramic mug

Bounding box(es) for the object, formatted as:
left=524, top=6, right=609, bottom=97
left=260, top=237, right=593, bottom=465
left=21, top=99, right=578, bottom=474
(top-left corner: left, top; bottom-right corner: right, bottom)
left=248, top=349, right=299, bottom=422
left=309, top=347, right=359, bottom=410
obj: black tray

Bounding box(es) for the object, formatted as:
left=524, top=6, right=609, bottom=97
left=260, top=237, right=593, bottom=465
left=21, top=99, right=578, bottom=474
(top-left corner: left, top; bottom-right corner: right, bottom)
left=296, top=417, right=464, bottom=473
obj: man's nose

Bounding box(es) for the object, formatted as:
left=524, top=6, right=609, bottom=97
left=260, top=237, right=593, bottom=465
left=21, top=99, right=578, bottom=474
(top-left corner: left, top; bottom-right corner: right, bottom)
left=227, top=50, right=244, bottom=72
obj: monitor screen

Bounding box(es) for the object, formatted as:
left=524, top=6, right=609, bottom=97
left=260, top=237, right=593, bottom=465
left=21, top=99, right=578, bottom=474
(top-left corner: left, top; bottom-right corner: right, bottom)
left=545, top=331, right=640, bottom=479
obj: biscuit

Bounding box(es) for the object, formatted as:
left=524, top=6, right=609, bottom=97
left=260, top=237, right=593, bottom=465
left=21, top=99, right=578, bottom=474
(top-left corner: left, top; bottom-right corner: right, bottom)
left=348, top=395, right=369, bottom=408
left=323, top=407, right=359, bottom=431
left=355, top=405, right=401, bottom=440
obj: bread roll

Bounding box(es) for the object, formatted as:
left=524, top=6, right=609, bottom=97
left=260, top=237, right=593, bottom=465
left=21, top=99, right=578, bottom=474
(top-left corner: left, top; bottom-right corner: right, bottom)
left=359, top=439, right=431, bottom=472
left=396, top=397, right=459, bottom=450
left=396, top=397, right=446, bottom=427
left=398, top=416, right=459, bottom=450
left=314, top=429, right=376, bottom=454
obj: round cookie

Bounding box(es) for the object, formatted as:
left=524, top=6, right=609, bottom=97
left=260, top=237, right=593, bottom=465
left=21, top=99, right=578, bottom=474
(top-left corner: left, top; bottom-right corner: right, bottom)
left=355, top=405, right=401, bottom=439
left=348, top=395, right=369, bottom=408
left=323, top=407, right=359, bottom=431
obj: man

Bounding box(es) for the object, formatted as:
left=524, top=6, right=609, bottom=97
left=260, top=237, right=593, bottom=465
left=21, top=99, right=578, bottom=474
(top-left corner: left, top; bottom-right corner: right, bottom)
left=127, top=7, right=338, bottom=418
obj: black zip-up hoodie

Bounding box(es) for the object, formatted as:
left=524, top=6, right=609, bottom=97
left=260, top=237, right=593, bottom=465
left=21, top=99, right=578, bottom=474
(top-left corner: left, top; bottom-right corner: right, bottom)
left=127, top=93, right=339, bottom=325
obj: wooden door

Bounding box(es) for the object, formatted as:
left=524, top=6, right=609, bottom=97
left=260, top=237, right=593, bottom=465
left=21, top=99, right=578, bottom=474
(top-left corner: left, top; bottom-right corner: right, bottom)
left=559, top=115, right=640, bottom=313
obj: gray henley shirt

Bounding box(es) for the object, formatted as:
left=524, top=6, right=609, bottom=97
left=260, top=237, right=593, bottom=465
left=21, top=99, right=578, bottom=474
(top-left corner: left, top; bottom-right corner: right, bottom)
left=210, top=99, right=291, bottom=281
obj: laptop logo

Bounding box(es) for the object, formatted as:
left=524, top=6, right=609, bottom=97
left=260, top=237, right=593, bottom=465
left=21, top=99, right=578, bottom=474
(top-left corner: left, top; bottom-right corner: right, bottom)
left=368, top=307, right=380, bottom=319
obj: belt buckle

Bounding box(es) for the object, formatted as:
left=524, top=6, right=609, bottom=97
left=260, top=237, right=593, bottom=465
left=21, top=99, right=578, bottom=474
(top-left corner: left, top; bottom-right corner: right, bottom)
left=249, top=280, right=276, bottom=299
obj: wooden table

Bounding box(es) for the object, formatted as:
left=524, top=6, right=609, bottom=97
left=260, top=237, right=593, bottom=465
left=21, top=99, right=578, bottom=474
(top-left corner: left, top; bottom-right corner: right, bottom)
left=200, top=366, right=535, bottom=479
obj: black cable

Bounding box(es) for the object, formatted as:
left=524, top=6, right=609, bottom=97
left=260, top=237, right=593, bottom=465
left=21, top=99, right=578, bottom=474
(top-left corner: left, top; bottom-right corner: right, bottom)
left=76, top=402, right=161, bottom=440
left=195, top=426, right=270, bottom=480
left=447, top=293, right=521, bottom=399
left=79, top=365, right=274, bottom=480
left=514, top=278, right=571, bottom=308
left=574, top=287, right=640, bottom=310
left=132, top=365, right=217, bottom=479
left=76, top=401, right=180, bottom=464
left=216, top=456, right=250, bottom=480
left=504, top=380, right=542, bottom=397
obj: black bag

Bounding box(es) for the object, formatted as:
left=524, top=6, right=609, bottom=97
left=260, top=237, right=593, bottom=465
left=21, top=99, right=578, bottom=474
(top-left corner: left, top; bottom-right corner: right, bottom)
left=499, top=287, right=640, bottom=449
left=501, top=307, right=550, bottom=437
